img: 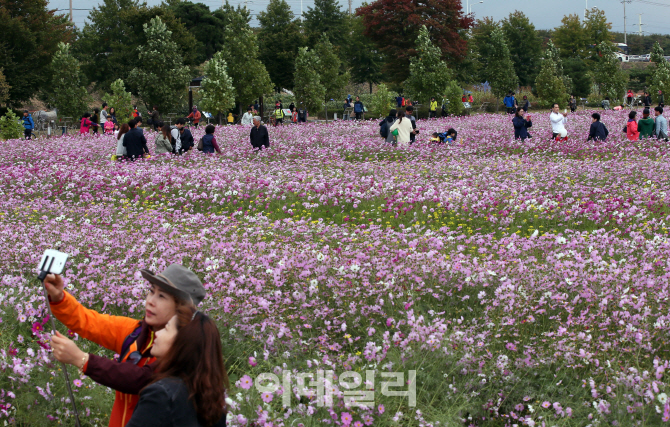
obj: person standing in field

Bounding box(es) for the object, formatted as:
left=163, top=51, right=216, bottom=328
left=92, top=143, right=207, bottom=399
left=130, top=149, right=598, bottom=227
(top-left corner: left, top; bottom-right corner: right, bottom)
left=148, top=106, right=161, bottom=131
left=250, top=116, right=269, bottom=149
left=91, top=108, right=100, bottom=134
left=123, top=119, right=150, bottom=160
left=568, top=95, right=577, bottom=113
left=512, top=108, right=532, bottom=141
left=187, top=106, right=201, bottom=128
left=429, top=97, right=437, bottom=118
left=404, top=105, right=418, bottom=144
left=241, top=107, right=254, bottom=125
left=353, top=96, right=364, bottom=120
left=100, top=103, right=109, bottom=128
left=22, top=110, right=34, bottom=140
left=79, top=112, right=97, bottom=135
left=155, top=123, right=174, bottom=154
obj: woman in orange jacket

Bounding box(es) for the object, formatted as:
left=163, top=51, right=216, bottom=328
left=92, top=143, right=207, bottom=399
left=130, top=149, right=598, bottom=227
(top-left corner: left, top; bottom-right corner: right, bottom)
left=187, top=106, right=202, bottom=128
left=626, top=110, right=639, bottom=141
left=47, top=264, right=206, bottom=427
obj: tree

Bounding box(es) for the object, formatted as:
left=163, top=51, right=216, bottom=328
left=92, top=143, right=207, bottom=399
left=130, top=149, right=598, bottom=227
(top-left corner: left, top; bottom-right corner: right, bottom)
left=593, top=41, right=628, bottom=101
left=563, top=58, right=591, bottom=97
left=221, top=5, right=273, bottom=113
left=357, top=0, right=472, bottom=85
left=104, top=79, right=134, bottom=123
left=535, top=45, right=567, bottom=106
left=43, top=43, right=89, bottom=120
left=303, top=0, right=347, bottom=49
left=553, top=14, right=589, bottom=59
left=0, top=109, right=23, bottom=140
left=167, top=1, right=227, bottom=65
left=294, top=47, right=325, bottom=114
left=199, top=52, right=236, bottom=125
left=650, top=42, right=670, bottom=105
left=501, top=11, right=542, bottom=87
left=345, top=16, right=384, bottom=93
left=128, top=17, right=192, bottom=112
left=0, top=0, right=73, bottom=105
left=404, top=26, right=459, bottom=111
left=584, top=8, right=612, bottom=53
left=314, top=35, right=349, bottom=104
left=470, top=17, right=501, bottom=84
left=484, top=28, right=518, bottom=110
left=544, top=40, right=573, bottom=96
left=0, top=69, right=10, bottom=105
left=368, top=83, right=393, bottom=118
left=74, top=0, right=198, bottom=90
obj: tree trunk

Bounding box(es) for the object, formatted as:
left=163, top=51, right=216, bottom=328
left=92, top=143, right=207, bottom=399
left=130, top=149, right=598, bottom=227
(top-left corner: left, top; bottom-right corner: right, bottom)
left=369, top=81, right=373, bottom=94
left=325, top=102, right=328, bottom=124
left=496, top=98, right=499, bottom=113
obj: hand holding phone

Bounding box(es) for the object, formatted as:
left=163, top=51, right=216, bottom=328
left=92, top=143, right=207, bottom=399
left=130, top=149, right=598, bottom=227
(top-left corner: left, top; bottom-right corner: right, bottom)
left=37, top=249, right=68, bottom=303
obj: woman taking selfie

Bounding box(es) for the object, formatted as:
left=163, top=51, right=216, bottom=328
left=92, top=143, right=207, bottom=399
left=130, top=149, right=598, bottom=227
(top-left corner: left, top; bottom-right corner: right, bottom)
left=126, top=305, right=228, bottom=427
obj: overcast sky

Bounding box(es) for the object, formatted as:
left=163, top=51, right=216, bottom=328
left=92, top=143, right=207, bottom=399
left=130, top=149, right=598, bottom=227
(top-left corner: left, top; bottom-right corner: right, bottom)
left=51, top=0, right=670, bottom=36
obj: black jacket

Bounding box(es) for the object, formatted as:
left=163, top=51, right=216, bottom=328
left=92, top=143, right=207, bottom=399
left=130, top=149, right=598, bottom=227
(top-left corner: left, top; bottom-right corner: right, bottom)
left=512, top=116, right=532, bottom=140
left=125, top=378, right=226, bottom=427
left=179, top=128, right=194, bottom=152
left=588, top=121, right=609, bottom=141
left=122, top=128, right=149, bottom=159
left=250, top=125, right=269, bottom=149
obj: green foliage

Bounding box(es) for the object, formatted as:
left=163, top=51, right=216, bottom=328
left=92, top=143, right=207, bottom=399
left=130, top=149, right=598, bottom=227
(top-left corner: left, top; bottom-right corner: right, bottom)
left=345, top=16, right=383, bottom=93
left=443, top=80, right=464, bottom=116
left=221, top=6, right=274, bottom=110
left=593, top=41, right=628, bottom=101
left=584, top=8, right=612, bottom=55
left=404, top=26, right=459, bottom=109
left=166, top=1, right=227, bottom=64
left=258, top=0, right=305, bottom=91
left=104, top=79, right=134, bottom=123
left=553, top=14, right=589, bottom=59
left=367, top=83, right=393, bottom=118
left=303, top=0, right=347, bottom=50
left=293, top=47, right=325, bottom=113
left=0, top=69, right=10, bottom=105
left=74, top=0, right=199, bottom=91
left=563, top=58, right=592, bottom=97
left=501, top=11, right=542, bottom=87
left=535, top=48, right=567, bottom=105
left=44, top=43, right=89, bottom=120
left=485, top=28, right=519, bottom=102
left=314, top=35, right=349, bottom=102
left=128, top=17, right=192, bottom=113
left=650, top=42, right=670, bottom=105
left=0, top=0, right=73, bottom=105
left=199, top=52, right=236, bottom=123
left=0, top=109, right=23, bottom=140
left=471, top=18, right=501, bottom=84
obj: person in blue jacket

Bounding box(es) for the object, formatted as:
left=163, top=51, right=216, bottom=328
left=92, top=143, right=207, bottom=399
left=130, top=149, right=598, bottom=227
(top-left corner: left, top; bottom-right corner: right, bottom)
left=353, top=96, right=364, bottom=120
left=512, top=108, right=532, bottom=140
left=22, top=110, right=35, bottom=140
left=503, top=92, right=517, bottom=114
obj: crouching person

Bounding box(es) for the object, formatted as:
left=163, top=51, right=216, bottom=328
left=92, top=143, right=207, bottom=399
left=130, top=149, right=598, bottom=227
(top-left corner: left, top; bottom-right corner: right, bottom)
left=47, top=264, right=206, bottom=427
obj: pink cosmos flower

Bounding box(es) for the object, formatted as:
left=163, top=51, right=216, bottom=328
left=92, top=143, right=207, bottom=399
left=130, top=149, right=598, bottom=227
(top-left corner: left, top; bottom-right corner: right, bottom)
left=541, top=401, right=551, bottom=409
left=378, top=404, right=385, bottom=414
left=261, top=391, right=273, bottom=403
left=248, top=356, right=257, bottom=367
left=237, top=375, right=253, bottom=390
left=73, top=379, right=83, bottom=387
left=341, top=412, right=352, bottom=425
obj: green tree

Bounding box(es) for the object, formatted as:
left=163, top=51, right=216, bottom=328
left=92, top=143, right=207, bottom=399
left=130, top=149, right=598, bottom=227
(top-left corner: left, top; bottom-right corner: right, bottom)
left=584, top=8, right=612, bottom=53
left=75, top=0, right=198, bottom=90
left=199, top=51, right=236, bottom=125
left=650, top=42, right=670, bottom=105
left=501, top=11, right=542, bottom=87
left=593, top=41, right=628, bottom=101
left=345, top=16, right=384, bottom=93
left=167, top=1, right=227, bottom=65
left=404, top=26, right=460, bottom=116
left=294, top=47, right=325, bottom=114
left=43, top=43, right=89, bottom=120
left=103, top=79, right=134, bottom=123
left=485, top=28, right=518, bottom=111
left=221, top=6, right=274, bottom=113
left=314, top=35, right=349, bottom=103
left=0, top=69, right=10, bottom=105
left=543, top=40, right=573, bottom=96
left=368, top=83, right=393, bottom=118
left=553, top=14, right=589, bottom=59
left=563, top=58, right=591, bottom=97
left=128, top=17, right=192, bottom=112
left=258, top=0, right=305, bottom=91
left=0, top=110, right=23, bottom=140
left=535, top=46, right=567, bottom=105
left=303, top=0, right=347, bottom=49
left=471, top=18, right=501, bottom=84
left=0, top=0, right=73, bottom=105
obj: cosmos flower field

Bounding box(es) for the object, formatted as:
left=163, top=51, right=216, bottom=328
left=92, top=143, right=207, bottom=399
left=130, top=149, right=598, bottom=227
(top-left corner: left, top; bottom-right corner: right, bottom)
left=2, top=110, right=670, bottom=426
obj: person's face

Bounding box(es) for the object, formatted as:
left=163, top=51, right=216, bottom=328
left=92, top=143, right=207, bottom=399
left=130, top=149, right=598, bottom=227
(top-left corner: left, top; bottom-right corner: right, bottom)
left=23, top=112, right=27, bottom=117
left=145, top=285, right=177, bottom=330
left=518, top=110, right=525, bottom=117
left=176, top=123, right=184, bottom=130
left=151, top=315, right=178, bottom=358
left=656, top=110, right=661, bottom=117
left=253, top=118, right=260, bottom=127
left=356, top=97, right=360, bottom=101
left=552, top=105, right=560, bottom=113
left=592, top=117, right=597, bottom=123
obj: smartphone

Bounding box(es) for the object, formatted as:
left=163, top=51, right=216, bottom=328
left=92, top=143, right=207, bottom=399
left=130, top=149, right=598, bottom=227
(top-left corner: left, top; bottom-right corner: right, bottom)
left=564, top=108, right=567, bottom=114
left=37, top=249, right=69, bottom=275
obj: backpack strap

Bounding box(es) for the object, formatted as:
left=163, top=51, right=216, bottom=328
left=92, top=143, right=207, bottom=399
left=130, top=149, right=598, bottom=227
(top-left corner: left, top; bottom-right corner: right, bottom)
left=117, top=324, right=143, bottom=363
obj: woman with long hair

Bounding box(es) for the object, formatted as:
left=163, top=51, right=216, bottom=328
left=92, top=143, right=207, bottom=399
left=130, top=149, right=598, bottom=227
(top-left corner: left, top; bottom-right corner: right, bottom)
left=512, top=107, right=532, bottom=141
left=155, top=122, right=174, bottom=154
left=116, top=123, right=130, bottom=159
left=125, top=305, right=228, bottom=427
left=388, top=109, right=413, bottom=148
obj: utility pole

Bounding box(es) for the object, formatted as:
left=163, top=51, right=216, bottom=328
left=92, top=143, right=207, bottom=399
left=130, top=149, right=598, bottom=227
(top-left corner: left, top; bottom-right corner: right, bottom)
left=348, top=0, right=352, bottom=15
left=638, top=14, right=643, bottom=36
left=623, top=0, right=629, bottom=45
left=584, top=0, right=587, bottom=22
left=69, top=0, right=73, bottom=22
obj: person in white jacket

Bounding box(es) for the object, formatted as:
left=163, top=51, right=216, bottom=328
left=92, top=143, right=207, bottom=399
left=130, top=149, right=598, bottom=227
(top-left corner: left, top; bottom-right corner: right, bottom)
left=389, top=111, right=414, bottom=148
left=241, top=108, right=254, bottom=125
left=549, top=103, right=568, bottom=141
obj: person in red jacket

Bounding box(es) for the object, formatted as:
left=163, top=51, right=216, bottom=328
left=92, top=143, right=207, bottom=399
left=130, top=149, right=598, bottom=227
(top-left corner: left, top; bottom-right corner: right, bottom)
left=187, top=106, right=202, bottom=128
left=626, top=110, right=639, bottom=141
left=47, top=264, right=206, bottom=427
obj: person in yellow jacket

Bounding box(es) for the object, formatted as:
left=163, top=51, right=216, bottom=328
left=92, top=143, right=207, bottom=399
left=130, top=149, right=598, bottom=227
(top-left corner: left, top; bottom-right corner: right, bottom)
left=429, top=97, right=438, bottom=118
left=46, top=264, right=206, bottom=427
left=227, top=112, right=234, bottom=125
left=274, top=107, right=284, bottom=126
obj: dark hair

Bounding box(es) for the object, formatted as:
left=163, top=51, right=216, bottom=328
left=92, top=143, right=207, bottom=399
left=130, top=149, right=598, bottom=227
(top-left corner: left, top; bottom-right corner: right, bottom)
left=205, top=124, right=215, bottom=134
left=591, top=113, right=601, bottom=121
left=396, top=110, right=403, bottom=123
left=102, top=102, right=108, bottom=108
left=605, top=97, right=610, bottom=101
left=128, top=119, right=136, bottom=128
left=515, top=107, right=524, bottom=117
left=176, top=118, right=186, bottom=126
left=109, top=107, right=116, bottom=115
left=628, top=111, right=637, bottom=120
left=523, top=95, right=527, bottom=100
left=152, top=305, right=228, bottom=426
left=432, top=132, right=439, bottom=137
left=153, top=105, right=158, bottom=110
left=135, top=116, right=143, bottom=123
left=82, top=112, right=91, bottom=118
left=552, top=103, right=559, bottom=109
left=161, top=123, right=171, bottom=140
left=656, top=106, right=664, bottom=114
left=643, top=108, right=650, bottom=117
left=447, top=128, right=457, bottom=139
left=94, top=108, right=99, bottom=114
left=117, top=123, right=130, bottom=140
left=388, top=109, right=397, bottom=118
left=405, top=105, right=414, bottom=112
